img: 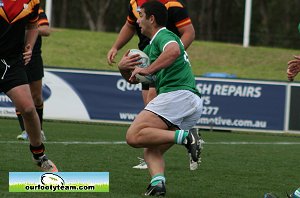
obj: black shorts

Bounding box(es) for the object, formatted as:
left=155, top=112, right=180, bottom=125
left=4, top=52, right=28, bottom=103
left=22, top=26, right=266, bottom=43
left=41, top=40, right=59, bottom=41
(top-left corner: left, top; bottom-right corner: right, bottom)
left=0, top=56, right=28, bottom=93
left=26, top=55, right=44, bottom=83
left=141, top=82, right=156, bottom=90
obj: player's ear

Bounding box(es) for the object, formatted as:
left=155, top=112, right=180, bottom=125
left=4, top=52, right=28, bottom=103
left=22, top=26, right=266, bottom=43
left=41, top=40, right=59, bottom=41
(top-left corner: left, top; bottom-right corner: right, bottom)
left=150, top=15, right=155, bottom=24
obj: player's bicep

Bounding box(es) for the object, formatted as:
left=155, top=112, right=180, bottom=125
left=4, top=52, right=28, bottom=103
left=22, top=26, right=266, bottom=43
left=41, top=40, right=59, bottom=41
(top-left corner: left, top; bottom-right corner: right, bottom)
left=163, top=42, right=180, bottom=58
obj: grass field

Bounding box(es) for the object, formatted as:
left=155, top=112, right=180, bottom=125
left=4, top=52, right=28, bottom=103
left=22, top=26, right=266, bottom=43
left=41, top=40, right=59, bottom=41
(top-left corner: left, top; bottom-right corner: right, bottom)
left=42, top=28, right=300, bottom=81
left=2, top=29, right=300, bottom=197
left=1, top=118, right=300, bottom=197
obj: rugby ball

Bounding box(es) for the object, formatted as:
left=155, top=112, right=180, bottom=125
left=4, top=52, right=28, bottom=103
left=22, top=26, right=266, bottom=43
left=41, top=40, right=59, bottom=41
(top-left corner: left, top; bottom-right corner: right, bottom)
left=41, top=173, right=65, bottom=186
left=128, top=49, right=154, bottom=84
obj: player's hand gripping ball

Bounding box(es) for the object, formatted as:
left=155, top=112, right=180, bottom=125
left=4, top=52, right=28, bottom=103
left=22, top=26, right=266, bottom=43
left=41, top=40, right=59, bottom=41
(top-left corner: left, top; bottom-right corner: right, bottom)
left=128, top=49, right=154, bottom=84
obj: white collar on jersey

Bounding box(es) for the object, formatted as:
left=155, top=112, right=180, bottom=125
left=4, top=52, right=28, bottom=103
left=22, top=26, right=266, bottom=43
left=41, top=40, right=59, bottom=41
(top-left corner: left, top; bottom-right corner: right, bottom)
left=150, top=27, right=167, bottom=44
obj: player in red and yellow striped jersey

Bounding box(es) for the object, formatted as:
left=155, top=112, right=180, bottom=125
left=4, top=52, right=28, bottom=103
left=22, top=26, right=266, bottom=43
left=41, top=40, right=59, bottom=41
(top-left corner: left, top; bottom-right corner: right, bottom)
left=0, top=0, right=57, bottom=172
left=108, top=0, right=194, bottom=64
left=126, top=0, right=194, bottom=51
left=16, top=8, right=50, bottom=141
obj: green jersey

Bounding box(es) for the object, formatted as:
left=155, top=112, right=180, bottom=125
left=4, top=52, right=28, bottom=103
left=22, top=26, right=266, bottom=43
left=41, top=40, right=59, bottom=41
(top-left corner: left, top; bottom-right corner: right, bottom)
left=144, top=28, right=201, bottom=97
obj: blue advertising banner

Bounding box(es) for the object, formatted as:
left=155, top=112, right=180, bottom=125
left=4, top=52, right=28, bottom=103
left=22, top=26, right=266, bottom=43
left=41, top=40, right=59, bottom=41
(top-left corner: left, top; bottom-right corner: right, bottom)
left=0, top=68, right=288, bottom=132
left=196, top=79, right=287, bottom=131
left=48, top=69, right=144, bottom=121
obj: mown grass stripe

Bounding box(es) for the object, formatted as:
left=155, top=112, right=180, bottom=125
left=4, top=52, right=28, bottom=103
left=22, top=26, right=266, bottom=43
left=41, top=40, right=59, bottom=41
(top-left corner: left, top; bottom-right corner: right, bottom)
left=1, top=141, right=300, bottom=145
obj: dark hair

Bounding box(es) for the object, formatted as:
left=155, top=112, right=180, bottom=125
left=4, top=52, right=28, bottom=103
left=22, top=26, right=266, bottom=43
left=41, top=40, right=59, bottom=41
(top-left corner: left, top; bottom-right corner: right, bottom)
left=141, top=1, right=168, bottom=27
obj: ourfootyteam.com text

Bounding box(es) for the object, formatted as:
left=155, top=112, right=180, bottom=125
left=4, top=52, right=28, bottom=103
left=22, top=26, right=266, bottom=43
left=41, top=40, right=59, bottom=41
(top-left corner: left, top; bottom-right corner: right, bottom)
left=25, top=184, right=95, bottom=192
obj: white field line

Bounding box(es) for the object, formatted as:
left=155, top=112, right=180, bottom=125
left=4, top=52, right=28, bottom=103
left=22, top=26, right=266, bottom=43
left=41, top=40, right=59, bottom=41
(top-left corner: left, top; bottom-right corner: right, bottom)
left=1, top=141, right=300, bottom=145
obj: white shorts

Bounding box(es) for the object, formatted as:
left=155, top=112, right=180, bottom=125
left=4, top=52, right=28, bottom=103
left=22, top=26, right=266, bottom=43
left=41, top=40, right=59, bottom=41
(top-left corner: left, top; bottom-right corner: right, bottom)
left=145, top=90, right=203, bottom=130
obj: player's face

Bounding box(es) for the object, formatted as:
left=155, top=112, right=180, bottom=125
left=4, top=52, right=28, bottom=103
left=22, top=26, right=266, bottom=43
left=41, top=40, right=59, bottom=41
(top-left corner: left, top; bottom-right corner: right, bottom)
left=137, top=9, right=151, bottom=37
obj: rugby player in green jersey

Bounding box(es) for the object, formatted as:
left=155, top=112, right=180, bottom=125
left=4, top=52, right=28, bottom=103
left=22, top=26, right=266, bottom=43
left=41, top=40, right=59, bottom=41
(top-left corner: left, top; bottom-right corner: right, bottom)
left=118, top=1, right=202, bottom=196
left=108, top=0, right=201, bottom=171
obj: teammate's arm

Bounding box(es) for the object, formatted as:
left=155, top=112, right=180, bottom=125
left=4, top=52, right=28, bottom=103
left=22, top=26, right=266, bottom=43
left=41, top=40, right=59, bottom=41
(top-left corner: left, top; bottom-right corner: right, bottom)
left=37, top=8, right=50, bottom=36
left=178, top=23, right=195, bottom=50
left=38, top=25, right=51, bottom=37
left=23, top=22, right=39, bottom=65
left=107, top=21, right=136, bottom=65
left=168, top=2, right=195, bottom=50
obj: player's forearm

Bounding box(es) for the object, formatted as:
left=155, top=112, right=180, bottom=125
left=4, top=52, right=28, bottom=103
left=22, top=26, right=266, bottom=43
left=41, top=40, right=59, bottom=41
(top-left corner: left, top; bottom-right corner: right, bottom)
left=25, top=22, right=39, bottom=47
left=112, top=22, right=135, bottom=50
left=181, top=33, right=195, bottom=50
left=147, top=43, right=180, bottom=74
left=179, top=24, right=195, bottom=50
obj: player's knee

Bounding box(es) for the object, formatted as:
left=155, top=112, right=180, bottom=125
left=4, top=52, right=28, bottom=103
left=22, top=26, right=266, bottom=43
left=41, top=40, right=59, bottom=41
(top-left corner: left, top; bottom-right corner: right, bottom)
left=19, top=106, right=36, bottom=118
left=126, top=129, right=142, bottom=148
left=32, top=96, right=43, bottom=106
left=126, top=133, right=138, bottom=147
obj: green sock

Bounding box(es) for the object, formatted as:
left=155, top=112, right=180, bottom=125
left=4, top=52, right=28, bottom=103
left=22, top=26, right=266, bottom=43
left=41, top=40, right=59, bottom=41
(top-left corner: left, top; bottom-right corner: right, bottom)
left=174, top=130, right=189, bottom=144
left=150, top=174, right=165, bottom=186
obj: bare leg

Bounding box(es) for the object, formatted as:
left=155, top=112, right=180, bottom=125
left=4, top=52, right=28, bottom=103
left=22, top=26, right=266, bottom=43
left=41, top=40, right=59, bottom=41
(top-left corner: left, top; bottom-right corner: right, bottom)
left=29, top=79, right=43, bottom=106
left=30, top=79, right=44, bottom=130
left=7, top=84, right=41, bottom=146
left=126, top=110, right=175, bottom=148
left=144, top=143, right=173, bottom=177
left=142, top=89, right=148, bottom=105
left=146, top=87, right=156, bottom=104
left=127, top=110, right=176, bottom=185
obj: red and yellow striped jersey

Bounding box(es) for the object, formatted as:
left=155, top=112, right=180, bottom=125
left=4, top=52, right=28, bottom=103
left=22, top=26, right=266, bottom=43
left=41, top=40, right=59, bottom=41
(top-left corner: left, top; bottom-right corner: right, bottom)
left=127, top=0, right=192, bottom=50
left=0, top=0, right=40, bottom=58
left=32, top=8, right=49, bottom=55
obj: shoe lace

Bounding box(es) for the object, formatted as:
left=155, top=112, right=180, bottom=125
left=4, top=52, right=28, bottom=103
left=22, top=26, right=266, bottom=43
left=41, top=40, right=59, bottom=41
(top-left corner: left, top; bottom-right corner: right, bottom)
left=137, top=157, right=145, bottom=163
left=41, top=160, right=54, bottom=171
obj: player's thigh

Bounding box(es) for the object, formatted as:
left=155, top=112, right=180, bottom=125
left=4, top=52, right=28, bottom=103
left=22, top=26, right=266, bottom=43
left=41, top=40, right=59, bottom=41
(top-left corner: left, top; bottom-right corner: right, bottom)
left=6, top=84, right=35, bottom=111
left=0, top=58, right=28, bottom=93
left=128, top=110, right=168, bottom=135
left=145, top=90, right=202, bottom=130
left=181, top=106, right=203, bottom=130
